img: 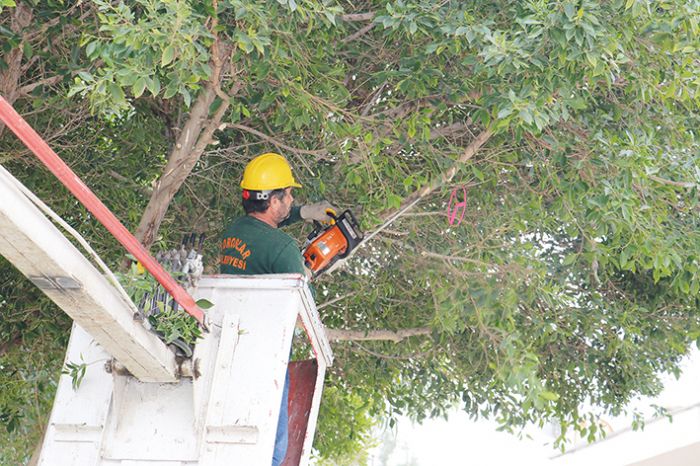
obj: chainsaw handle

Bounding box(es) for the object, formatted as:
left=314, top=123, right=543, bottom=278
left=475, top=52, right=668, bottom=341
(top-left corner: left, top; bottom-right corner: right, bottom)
left=325, top=208, right=338, bottom=225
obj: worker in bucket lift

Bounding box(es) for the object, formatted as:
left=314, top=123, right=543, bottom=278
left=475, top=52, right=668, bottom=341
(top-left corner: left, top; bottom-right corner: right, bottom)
left=220, top=152, right=335, bottom=466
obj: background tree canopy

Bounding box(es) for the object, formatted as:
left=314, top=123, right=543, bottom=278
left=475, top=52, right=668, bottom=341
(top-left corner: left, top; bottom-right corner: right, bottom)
left=2, top=0, right=700, bottom=463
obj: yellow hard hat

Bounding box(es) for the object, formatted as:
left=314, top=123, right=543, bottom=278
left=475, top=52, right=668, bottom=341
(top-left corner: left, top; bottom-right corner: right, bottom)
left=240, top=152, right=302, bottom=191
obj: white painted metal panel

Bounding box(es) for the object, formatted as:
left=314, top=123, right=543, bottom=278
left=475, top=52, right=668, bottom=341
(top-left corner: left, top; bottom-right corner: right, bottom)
left=200, top=287, right=296, bottom=465
left=101, top=378, right=198, bottom=461
left=38, top=276, right=332, bottom=465
left=0, top=167, right=177, bottom=382
left=39, top=324, right=113, bottom=466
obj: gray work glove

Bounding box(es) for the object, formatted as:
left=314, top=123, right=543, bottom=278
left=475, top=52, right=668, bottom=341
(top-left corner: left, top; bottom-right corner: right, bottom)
left=300, top=201, right=338, bottom=223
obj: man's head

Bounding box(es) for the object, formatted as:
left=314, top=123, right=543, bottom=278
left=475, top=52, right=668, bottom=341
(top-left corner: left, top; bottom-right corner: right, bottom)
left=240, top=153, right=300, bottom=225
left=242, top=187, right=294, bottom=224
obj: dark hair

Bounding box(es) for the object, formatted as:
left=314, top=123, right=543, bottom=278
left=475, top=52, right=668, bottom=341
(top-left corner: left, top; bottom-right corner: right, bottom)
left=242, top=188, right=286, bottom=214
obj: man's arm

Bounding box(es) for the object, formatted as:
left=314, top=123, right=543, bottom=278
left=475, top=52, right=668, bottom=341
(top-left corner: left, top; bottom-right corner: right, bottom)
left=278, top=205, right=303, bottom=228
left=279, top=201, right=338, bottom=228
left=272, top=240, right=316, bottom=298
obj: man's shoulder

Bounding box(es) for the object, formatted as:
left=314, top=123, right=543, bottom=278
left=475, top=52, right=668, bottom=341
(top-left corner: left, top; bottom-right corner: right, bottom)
left=224, top=215, right=263, bottom=234
left=223, top=216, right=295, bottom=244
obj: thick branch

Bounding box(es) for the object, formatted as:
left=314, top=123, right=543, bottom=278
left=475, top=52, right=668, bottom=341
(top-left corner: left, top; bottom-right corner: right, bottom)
left=17, top=75, right=64, bottom=96
left=325, top=327, right=431, bottom=342
left=134, top=83, right=220, bottom=248
left=429, top=122, right=472, bottom=140
left=379, top=127, right=493, bottom=222
left=322, top=127, right=493, bottom=276
left=340, top=12, right=376, bottom=22
left=0, top=2, right=33, bottom=136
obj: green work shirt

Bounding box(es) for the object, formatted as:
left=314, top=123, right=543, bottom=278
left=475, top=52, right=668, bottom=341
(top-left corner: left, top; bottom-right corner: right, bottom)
left=219, top=206, right=305, bottom=276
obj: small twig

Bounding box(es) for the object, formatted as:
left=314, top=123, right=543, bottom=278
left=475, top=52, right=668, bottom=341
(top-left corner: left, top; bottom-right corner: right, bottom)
left=418, top=250, right=496, bottom=268
left=648, top=175, right=695, bottom=189
left=361, top=82, right=387, bottom=116
left=379, top=229, right=409, bottom=237
left=108, top=170, right=152, bottom=196
left=226, top=123, right=327, bottom=157
left=342, top=22, right=376, bottom=44
left=318, top=291, right=358, bottom=310
left=353, top=342, right=432, bottom=360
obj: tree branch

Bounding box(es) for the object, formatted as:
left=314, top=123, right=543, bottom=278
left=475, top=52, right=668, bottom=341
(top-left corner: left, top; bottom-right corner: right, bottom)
left=379, top=127, right=493, bottom=221
left=354, top=342, right=432, bottom=360
left=108, top=170, right=152, bottom=196
left=429, top=122, right=473, bottom=140
left=325, top=327, right=431, bottom=342
left=340, top=12, right=376, bottom=22
left=134, top=43, right=237, bottom=248
left=318, top=291, right=357, bottom=310
left=648, top=175, right=695, bottom=189
left=342, top=22, right=376, bottom=44
left=321, top=127, right=493, bottom=276
left=17, top=75, right=64, bottom=96
left=226, top=123, right=328, bottom=157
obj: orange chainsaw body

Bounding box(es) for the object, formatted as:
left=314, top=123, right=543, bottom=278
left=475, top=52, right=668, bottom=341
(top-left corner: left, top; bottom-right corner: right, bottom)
left=302, top=210, right=363, bottom=275
left=303, top=225, right=348, bottom=272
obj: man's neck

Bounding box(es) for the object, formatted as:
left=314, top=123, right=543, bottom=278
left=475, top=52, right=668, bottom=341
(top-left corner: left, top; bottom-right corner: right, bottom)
left=249, top=212, right=278, bottom=228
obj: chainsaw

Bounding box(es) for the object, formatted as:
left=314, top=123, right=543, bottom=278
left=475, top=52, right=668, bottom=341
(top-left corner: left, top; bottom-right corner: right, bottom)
left=302, top=209, right=363, bottom=277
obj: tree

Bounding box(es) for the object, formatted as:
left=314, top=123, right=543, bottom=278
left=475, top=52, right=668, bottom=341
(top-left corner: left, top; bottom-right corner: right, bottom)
left=2, top=0, right=700, bottom=463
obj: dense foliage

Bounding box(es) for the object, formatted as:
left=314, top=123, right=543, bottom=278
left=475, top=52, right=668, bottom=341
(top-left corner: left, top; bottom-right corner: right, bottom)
left=2, top=0, right=700, bottom=463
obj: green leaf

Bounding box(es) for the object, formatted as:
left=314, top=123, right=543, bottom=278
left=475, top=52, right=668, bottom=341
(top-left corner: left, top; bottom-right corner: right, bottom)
left=22, top=41, right=33, bottom=59
left=132, top=77, right=146, bottom=98
left=563, top=254, right=577, bottom=265
left=163, top=84, right=178, bottom=99
left=497, top=106, right=513, bottom=119
left=145, top=76, right=161, bottom=96
left=539, top=391, right=560, bottom=401
left=161, top=45, right=175, bottom=67
left=77, top=71, right=94, bottom=82
left=108, top=82, right=125, bottom=103
left=564, top=3, right=576, bottom=19
left=519, top=108, right=534, bottom=125
left=181, top=88, right=191, bottom=107
left=324, top=11, right=336, bottom=25
left=196, top=298, right=214, bottom=310
left=85, top=41, right=99, bottom=59
left=387, top=193, right=402, bottom=209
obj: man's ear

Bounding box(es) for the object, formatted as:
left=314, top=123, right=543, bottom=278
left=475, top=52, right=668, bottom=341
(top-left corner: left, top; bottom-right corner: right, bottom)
left=268, top=195, right=281, bottom=212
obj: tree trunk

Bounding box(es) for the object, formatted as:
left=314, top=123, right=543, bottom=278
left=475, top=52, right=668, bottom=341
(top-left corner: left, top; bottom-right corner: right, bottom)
left=26, top=423, right=46, bottom=466
left=134, top=79, right=234, bottom=248
left=0, top=1, right=33, bottom=137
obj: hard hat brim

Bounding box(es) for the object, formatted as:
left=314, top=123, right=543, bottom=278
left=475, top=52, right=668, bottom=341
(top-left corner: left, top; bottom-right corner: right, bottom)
left=240, top=181, right=302, bottom=190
